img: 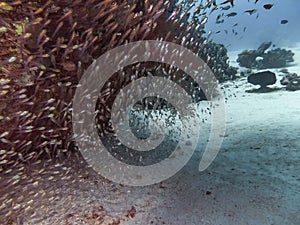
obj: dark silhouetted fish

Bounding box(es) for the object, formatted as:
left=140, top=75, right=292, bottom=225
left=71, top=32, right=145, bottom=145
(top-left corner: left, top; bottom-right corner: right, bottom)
left=216, top=19, right=224, bottom=24
left=209, top=5, right=218, bottom=14
left=257, top=41, right=272, bottom=54
left=244, top=9, right=257, bottom=15
left=193, top=6, right=202, bottom=15
left=281, top=19, right=288, bottom=24
left=221, top=5, right=231, bottom=10
left=221, top=0, right=234, bottom=7
left=226, top=12, right=237, bottom=17
left=205, top=0, right=217, bottom=8
left=263, top=4, right=273, bottom=10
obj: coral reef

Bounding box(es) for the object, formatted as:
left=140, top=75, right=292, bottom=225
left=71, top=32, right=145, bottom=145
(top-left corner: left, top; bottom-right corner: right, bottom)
left=199, top=41, right=238, bottom=81
left=237, top=42, right=294, bottom=69
left=280, top=73, right=300, bottom=91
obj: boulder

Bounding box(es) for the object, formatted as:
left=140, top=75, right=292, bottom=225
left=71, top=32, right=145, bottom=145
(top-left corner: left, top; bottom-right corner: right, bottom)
left=247, top=71, right=276, bottom=88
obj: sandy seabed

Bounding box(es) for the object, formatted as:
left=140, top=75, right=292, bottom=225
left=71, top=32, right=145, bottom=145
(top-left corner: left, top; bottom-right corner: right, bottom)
left=1, top=44, right=300, bottom=225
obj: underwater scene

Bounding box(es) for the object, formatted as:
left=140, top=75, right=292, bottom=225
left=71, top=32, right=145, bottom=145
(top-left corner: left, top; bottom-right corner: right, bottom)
left=0, top=0, right=299, bottom=224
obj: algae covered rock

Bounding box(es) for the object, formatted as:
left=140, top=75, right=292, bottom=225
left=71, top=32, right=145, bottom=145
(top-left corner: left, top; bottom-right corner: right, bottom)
left=280, top=73, right=300, bottom=91
left=237, top=42, right=294, bottom=69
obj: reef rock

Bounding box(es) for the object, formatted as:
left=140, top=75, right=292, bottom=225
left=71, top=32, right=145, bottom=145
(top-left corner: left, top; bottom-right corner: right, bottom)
left=237, top=42, right=294, bottom=69
left=280, top=73, right=300, bottom=91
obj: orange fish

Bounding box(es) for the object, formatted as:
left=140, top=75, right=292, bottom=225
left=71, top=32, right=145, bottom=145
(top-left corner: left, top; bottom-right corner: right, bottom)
left=221, top=0, right=234, bottom=7
left=263, top=4, right=273, bottom=10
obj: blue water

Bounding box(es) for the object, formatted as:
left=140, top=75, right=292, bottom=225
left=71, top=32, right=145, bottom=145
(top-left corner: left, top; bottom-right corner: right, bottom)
left=197, top=0, right=300, bottom=51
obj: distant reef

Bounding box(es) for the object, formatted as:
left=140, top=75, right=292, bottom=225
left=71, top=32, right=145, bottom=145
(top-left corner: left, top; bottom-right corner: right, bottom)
left=200, top=41, right=238, bottom=82
left=280, top=72, right=300, bottom=91
left=237, top=42, right=294, bottom=69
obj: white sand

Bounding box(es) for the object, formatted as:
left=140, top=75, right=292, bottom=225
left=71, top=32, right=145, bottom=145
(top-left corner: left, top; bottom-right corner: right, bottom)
left=62, top=45, right=299, bottom=225
left=113, top=45, right=300, bottom=225
left=70, top=87, right=299, bottom=225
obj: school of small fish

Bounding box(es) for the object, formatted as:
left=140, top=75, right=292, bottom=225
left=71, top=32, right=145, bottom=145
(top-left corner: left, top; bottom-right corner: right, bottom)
left=0, top=0, right=291, bottom=223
